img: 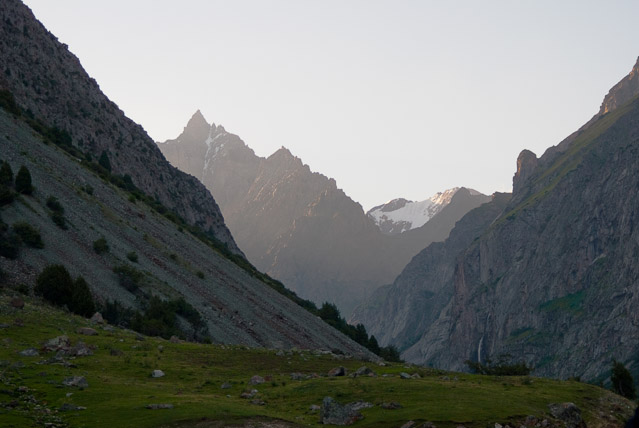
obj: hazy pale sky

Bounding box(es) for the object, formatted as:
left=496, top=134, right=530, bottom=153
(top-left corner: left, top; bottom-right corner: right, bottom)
left=23, top=1, right=639, bottom=210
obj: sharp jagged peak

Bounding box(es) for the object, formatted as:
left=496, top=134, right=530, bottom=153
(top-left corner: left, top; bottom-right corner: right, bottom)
left=598, top=56, right=639, bottom=116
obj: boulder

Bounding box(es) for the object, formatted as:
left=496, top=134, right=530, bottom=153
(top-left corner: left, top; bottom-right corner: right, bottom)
left=548, top=403, right=585, bottom=428
left=354, top=366, right=375, bottom=377
left=43, top=335, right=71, bottom=352
left=18, top=348, right=39, bottom=357
left=328, top=366, right=347, bottom=377
left=240, top=389, right=258, bottom=399
left=249, top=375, right=265, bottom=385
left=320, top=396, right=365, bottom=425
left=62, top=376, right=88, bottom=388
left=220, top=382, right=232, bottom=389
left=10, top=298, right=24, bottom=309
left=146, top=403, right=173, bottom=409
left=90, top=312, right=105, bottom=324
left=77, top=327, right=98, bottom=336
left=399, top=372, right=411, bottom=379
left=151, top=370, right=165, bottom=378
left=381, top=401, right=402, bottom=410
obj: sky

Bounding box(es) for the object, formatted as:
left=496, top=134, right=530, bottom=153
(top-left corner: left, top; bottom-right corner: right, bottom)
left=22, top=0, right=639, bottom=210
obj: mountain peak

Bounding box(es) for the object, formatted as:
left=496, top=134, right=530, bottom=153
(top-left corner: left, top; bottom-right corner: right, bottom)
left=598, top=56, right=639, bottom=116
left=179, top=110, right=212, bottom=144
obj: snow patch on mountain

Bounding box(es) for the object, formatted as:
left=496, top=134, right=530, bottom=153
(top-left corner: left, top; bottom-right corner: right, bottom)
left=367, top=188, right=463, bottom=235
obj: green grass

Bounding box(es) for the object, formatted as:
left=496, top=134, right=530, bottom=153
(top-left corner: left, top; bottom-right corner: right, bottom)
left=538, top=290, right=586, bottom=315
left=0, top=293, right=632, bottom=428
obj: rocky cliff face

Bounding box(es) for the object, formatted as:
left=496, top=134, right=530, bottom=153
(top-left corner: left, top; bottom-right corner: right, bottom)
left=351, top=193, right=510, bottom=349
left=0, top=0, right=240, bottom=254
left=396, top=58, right=639, bottom=382
left=159, top=113, right=489, bottom=315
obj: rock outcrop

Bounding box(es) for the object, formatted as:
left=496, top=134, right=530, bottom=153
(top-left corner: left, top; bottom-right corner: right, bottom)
left=0, top=0, right=240, bottom=254
left=159, top=113, right=489, bottom=315
left=385, top=57, right=639, bottom=381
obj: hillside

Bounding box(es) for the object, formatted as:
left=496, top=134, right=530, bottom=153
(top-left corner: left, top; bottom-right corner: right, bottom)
left=159, top=114, right=489, bottom=315
left=377, top=57, right=639, bottom=382
left=0, top=0, right=239, bottom=254
left=0, top=294, right=633, bottom=427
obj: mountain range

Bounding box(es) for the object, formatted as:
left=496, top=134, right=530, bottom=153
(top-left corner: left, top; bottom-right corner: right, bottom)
left=158, top=115, right=489, bottom=315
left=0, top=0, right=371, bottom=357
left=354, top=56, right=639, bottom=382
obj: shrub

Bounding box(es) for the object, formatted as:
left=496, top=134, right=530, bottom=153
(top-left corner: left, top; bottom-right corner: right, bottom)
left=98, top=151, right=111, bottom=172
left=196, top=271, right=205, bottom=279
left=113, top=264, right=143, bottom=292
left=69, top=276, right=96, bottom=317
left=126, top=251, right=138, bottom=263
left=35, top=265, right=95, bottom=317
left=47, top=196, right=68, bottom=229
left=0, top=220, right=20, bottom=259
left=12, top=222, right=43, bottom=248
left=35, top=264, right=74, bottom=307
left=15, top=165, right=33, bottom=194
left=611, top=360, right=637, bottom=399
left=93, top=237, right=109, bottom=254
left=0, top=185, right=14, bottom=206
left=465, top=354, right=532, bottom=376
left=0, top=162, right=13, bottom=186
left=0, top=89, right=22, bottom=116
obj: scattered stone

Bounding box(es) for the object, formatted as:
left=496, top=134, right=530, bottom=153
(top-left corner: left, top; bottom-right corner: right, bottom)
left=290, top=372, right=305, bottom=380
left=411, top=373, right=421, bottom=379
left=310, top=404, right=321, bottom=412
left=77, top=327, right=98, bottom=336
left=524, top=416, right=538, bottom=426
left=400, top=422, right=416, bottom=428
left=328, top=366, right=347, bottom=377
left=440, top=376, right=450, bottom=381
left=110, top=348, right=123, bottom=356
left=349, top=401, right=374, bottom=411
left=151, top=370, right=165, bottom=378
left=62, top=376, right=88, bottom=388
left=399, top=372, right=411, bottom=379
left=548, top=403, right=585, bottom=428
left=102, top=325, right=115, bottom=332
left=381, top=402, right=402, bottom=410
left=419, top=423, right=437, bottom=428
left=90, top=312, right=105, bottom=324
left=320, top=397, right=365, bottom=425
left=495, top=424, right=503, bottom=428
left=221, top=382, right=232, bottom=389
left=169, top=335, right=180, bottom=343
left=276, top=350, right=285, bottom=357
left=43, top=335, right=71, bottom=352
left=240, top=389, right=258, bottom=399
left=13, top=318, right=24, bottom=326
left=157, top=345, right=164, bottom=352
left=10, top=298, right=24, bottom=309
left=354, top=366, right=375, bottom=377
left=19, top=348, right=39, bottom=357
left=17, top=386, right=29, bottom=393
left=249, top=375, right=265, bottom=385
left=0, top=323, right=10, bottom=328
left=250, top=399, right=266, bottom=406
left=135, top=334, right=145, bottom=341
left=59, top=403, right=86, bottom=411
left=65, top=342, right=94, bottom=357
left=146, top=403, right=174, bottom=410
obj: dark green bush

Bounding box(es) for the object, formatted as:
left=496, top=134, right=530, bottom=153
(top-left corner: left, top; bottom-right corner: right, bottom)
left=611, top=360, right=637, bottom=399
left=15, top=165, right=33, bottom=194
left=70, top=276, right=96, bottom=317
left=465, top=354, right=532, bottom=376
left=12, top=222, right=43, bottom=248
left=113, top=264, right=143, bottom=292
left=0, top=162, right=13, bottom=186
left=93, top=237, right=109, bottom=254
left=35, top=265, right=95, bottom=317
left=0, top=185, right=15, bottom=206
left=196, top=271, right=205, bottom=279
left=0, top=89, right=22, bottom=116
left=98, top=151, right=111, bottom=172
left=35, top=264, right=73, bottom=307
left=126, top=251, right=138, bottom=263
left=46, top=195, right=64, bottom=213
left=51, top=212, right=67, bottom=229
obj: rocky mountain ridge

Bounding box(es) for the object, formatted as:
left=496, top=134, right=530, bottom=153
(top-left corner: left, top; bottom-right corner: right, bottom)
left=0, top=0, right=240, bottom=254
left=159, top=114, right=490, bottom=315
left=362, top=56, right=639, bottom=382
left=0, top=0, right=373, bottom=357
left=367, top=187, right=486, bottom=235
